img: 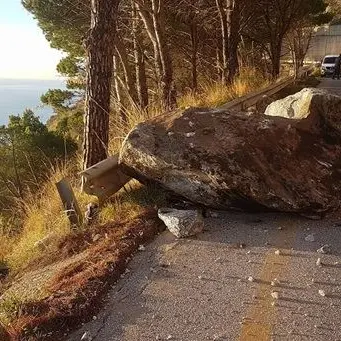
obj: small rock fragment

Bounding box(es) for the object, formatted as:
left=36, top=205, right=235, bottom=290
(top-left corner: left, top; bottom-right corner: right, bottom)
left=185, top=132, right=195, bottom=137
left=316, top=258, right=322, bottom=267
left=317, top=245, right=331, bottom=254
left=248, top=276, right=255, bottom=282
left=85, top=202, right=99, bottom=225
left=80, top=332, right=92, bottom=341
left=138, top=245, right=146, bottom=251
left=166, top=335, right=174, bottom=340
left=305, top=234, right=316, bottom=242
left=92, top=234, right=101, bottom=242
left=318, top=289, right=326, bottom=297
left=158, top=208, right=204, bottom=238
left=208, top=211, right=219, bottom=218
left=271, top=291, right=279, bottom=299
left=275, top=250, right=281, bottom=255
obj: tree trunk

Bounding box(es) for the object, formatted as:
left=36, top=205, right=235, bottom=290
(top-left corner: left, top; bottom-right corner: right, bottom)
left=151, top=0, right=176, bottom=108
left=132, top=1, right=149, bottom=109
left=216, top=0, right=228, bottom=83
left=115, top=33, right=138, bottom=105
left=270, top=39, right=282, bottom=78
left=83, top=0, right=120, bottom=169
left=227, top=0, right=241, bottom=83
left=112, top=53, right=125, bottom=121
left=135, top=1, right=163, bottom=95
left=190, top=20, right=198, bottom=91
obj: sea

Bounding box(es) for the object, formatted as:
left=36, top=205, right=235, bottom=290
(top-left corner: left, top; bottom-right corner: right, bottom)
left=0, top=78, right=67, bottom=126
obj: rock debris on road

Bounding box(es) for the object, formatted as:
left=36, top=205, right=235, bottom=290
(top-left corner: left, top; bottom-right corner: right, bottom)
left=68, top=211, right=341, bottom=341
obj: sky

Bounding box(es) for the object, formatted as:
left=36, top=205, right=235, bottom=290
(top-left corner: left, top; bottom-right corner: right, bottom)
left=0, top=1, right=64, bottom=80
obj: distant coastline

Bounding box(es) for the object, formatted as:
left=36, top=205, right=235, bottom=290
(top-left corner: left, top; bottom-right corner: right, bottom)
left=0, top=78, right=66, bottom=125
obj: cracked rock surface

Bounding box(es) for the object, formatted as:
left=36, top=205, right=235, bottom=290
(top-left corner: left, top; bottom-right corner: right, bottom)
left=119, top=89, right=341, bottom=216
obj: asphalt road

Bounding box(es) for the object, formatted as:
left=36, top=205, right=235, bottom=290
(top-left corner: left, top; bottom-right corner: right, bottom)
left=68, top=81, right=341, bottom=341
left=67, top=211, right=341, bottom=341
left=317, top=77, right=341, bottom=96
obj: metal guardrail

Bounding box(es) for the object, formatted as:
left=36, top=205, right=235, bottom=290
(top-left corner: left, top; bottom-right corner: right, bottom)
left=75, top=66, right=313, bottom=205
left=219, top=66, right=313, bottom=111
left=79, top=155, right=131, bottom=204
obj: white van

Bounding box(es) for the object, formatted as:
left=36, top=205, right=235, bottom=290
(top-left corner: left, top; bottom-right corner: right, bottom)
left=321, top=55, right=339, bottom=76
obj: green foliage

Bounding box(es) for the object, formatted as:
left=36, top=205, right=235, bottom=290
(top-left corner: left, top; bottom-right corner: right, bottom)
left=57, top=55, right=85, bottom=78
left=21, top=0, right=89, bottom=56
left=57, top=56, right=86, bottom=89
left=0, top=110, right=77, bottom=210
left=47, top=105, right=84, bottom=142
left=41, top=89, right=74, bottom=109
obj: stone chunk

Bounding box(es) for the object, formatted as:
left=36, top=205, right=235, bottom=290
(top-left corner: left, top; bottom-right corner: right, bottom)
left=158, top=208, right=204, bottom=238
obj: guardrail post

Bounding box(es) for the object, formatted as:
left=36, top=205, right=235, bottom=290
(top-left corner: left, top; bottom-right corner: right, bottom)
left=56, top=178, right=83, bottom=227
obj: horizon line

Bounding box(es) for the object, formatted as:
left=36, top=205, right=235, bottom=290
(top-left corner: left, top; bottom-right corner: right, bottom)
left=0, top=76, right=66, bottom=81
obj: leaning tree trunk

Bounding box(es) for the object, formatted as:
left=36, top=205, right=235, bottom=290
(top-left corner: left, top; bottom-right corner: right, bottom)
left=83, top=0, right=120, bottom=170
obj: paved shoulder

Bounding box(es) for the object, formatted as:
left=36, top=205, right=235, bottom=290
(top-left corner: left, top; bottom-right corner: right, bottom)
left=68, top=212, right=341, bottom=341
left=317, top=78, right=341, bottom=96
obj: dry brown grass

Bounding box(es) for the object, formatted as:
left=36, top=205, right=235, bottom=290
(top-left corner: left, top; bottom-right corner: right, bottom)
left=0, top=165, right=93, bottom=274
left=178, top=67, right=269, bottom=109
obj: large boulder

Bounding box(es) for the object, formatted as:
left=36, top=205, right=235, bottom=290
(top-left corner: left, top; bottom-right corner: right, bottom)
left=119, top=90, right=341, bottom=216
left=265, top=88, right=340, bottom=120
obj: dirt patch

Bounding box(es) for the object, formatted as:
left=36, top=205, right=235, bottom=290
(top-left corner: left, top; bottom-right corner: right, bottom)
left=5, top=208, right=164, bottom=341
